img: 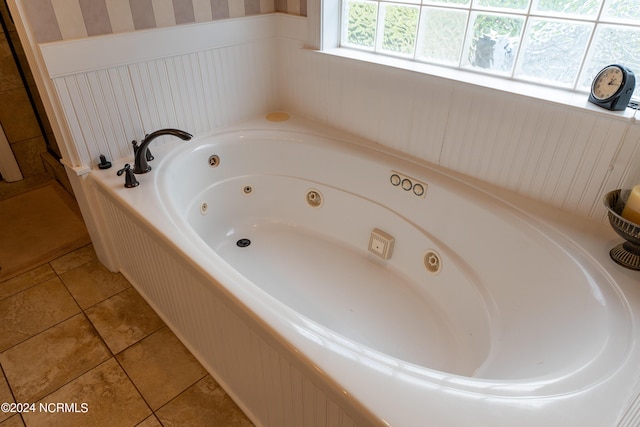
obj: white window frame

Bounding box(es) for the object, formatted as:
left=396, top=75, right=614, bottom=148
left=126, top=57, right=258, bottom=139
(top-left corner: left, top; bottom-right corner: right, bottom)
left=314, top=0, right=639, bottom=118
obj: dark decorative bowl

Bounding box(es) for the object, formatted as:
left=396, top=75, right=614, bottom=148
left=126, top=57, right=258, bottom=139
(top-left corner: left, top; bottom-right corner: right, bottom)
left=604, top=189, right=640, bottom=270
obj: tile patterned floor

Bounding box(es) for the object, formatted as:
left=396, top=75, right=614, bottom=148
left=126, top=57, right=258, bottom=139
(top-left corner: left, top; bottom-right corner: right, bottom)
left=0, top=245, right=254, bottom=427
left=0, top=181, right=91, bottom=281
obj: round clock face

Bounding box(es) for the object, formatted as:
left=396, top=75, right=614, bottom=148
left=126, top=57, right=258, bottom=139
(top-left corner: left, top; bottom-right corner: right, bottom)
left=592, top=65, right=624, bottom=101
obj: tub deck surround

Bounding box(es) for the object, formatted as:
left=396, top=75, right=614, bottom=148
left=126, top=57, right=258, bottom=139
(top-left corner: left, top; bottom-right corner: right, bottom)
left=86, top=114, right=640, bottom=427
left=36, top=12, right=640, bottom=226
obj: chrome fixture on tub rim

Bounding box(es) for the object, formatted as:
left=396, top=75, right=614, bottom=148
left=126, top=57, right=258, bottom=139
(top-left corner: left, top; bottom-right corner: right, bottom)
left=604, top=189, right=640, bottom=270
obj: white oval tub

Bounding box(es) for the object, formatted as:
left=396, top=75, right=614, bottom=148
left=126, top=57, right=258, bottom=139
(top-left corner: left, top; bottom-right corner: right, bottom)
left=88, top=114, right=639, bottom=427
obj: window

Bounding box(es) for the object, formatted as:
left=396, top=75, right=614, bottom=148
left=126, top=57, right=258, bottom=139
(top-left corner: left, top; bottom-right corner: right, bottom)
left=341, top=0, right=640, bottom=99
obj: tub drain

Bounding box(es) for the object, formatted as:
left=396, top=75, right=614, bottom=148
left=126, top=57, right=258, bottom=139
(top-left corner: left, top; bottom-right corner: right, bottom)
left=236, top=238, right=251, bottom=247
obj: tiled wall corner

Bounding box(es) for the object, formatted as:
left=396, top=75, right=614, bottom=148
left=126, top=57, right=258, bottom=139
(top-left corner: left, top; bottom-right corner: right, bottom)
left=1, top=1, right=59, bottom=179
left=10, top=137, right=47, bottom=177
left=0, top=35, right=45, bottom=177
left=0, top=88, right=40, bottom=143
left=0, top=33, right=22, bottom=90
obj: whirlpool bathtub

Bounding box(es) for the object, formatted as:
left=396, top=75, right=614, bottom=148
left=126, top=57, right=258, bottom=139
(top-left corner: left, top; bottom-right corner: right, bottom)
left=88, top=114, right=640, bottom=427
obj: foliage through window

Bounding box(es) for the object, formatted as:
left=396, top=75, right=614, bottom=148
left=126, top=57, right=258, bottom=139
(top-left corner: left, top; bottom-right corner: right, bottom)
left=341, top=0, right=640, bottom=99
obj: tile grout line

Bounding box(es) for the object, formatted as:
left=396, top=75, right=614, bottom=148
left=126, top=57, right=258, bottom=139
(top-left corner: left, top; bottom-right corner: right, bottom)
left=0, top=242, right=245, bottom=426
left=48, top=260, right=161, bottom=424
left=0, top=253, right=114, bottom=424
left=149, top=370, right=211, bottom=426
left=0, top=264, right=56, bottom=302
left=0, top=256, right=88, bottom=354
left=0, top=363, right=22, bottom=426
left=111, top=355, right=155, bottom=425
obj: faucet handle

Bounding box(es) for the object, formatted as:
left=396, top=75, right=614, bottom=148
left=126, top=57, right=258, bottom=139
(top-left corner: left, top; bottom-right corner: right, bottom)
left=98, top=154, right=112, bottom=169
left=116, top=164, right=139, bottom=188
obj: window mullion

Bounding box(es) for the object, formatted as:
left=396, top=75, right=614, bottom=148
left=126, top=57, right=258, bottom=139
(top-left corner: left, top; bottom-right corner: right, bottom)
left=374, top=0, right=384, bottom=53
left=413, top=5, right=424, bottom=61
left=595, top=0, right=606, bottom=21
left=573, top=22, right=598, bottom=91
left=339, top=0, right=640, bottom=98
left=574, top=0, right=605, bottom=92
left=511, top=5, right=531, bottom=79
left=458, top=3, right=472, bottom=68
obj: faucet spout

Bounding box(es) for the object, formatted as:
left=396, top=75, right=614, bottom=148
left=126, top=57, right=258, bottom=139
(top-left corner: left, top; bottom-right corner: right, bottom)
left=133, top=128, right=192, bottom=174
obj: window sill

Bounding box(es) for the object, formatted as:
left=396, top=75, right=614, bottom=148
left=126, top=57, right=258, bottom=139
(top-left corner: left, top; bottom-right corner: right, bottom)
left=318, top=47, right=639, bottom=122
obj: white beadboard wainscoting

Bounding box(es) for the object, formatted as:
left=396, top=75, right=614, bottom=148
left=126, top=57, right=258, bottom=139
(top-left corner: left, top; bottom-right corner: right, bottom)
left=40, top=13, right=640, bottom=222
left=277, top=36, right=640, bottom=222
left=41, top=14, right=282, bottom=171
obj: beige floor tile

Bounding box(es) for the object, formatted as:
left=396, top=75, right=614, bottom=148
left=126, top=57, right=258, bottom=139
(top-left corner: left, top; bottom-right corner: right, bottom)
left=0, top=371, right=13, bottom=423
left=0, top=264, right=57, bottom=301
left=0, top=314, right=111, bottom=402
left=0, top=175, right=52, bottom=201
left=50, top=245, right=97, bottom=275
left=22, top=358, right=151, bottom=427
left=136, top=415, right=163, bottom=427
left=60, top=260, right=130, bottom=309
left=116, top=327, right=207, bottom=410
left=0, top=183, right=90, bottom=281
left=0, top=415, right=24, bottom=427
left=85, top=288, right=164, bottom=354
left=156, top=375, right=254, bottom=427
left=0, top=277, right=80, bottom=351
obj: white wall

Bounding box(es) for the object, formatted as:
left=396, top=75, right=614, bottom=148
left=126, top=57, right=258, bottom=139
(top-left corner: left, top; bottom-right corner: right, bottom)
left=37, top=13, right=640, bottom=222
left=41, top=15, right=281, bottom=171
left=277, top=35, right=640, bottom=221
